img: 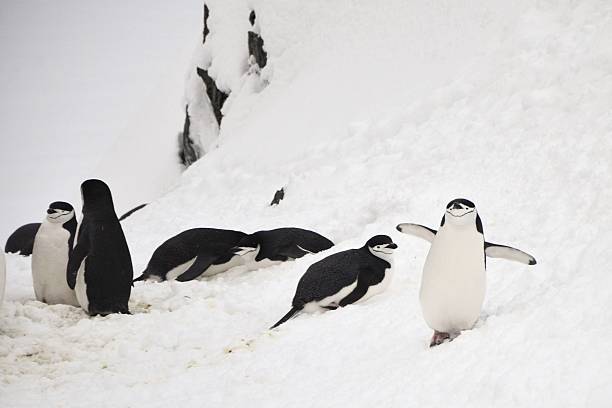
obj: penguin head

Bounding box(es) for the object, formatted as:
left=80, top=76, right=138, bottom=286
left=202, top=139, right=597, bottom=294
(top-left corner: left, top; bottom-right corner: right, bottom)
left=46, top=201, right=75, bottom=224
left=444, top=198, right=477, bottom=226
left=230, top=235, right=260, bottom=262
left=365, top=235, right=398, bottom=257
left=81, top=179, right=115, bottom=217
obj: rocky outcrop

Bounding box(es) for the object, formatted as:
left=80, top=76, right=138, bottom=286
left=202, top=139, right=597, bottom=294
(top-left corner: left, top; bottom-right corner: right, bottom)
left=203, top=4, right=210, bottom=44
left=178, top=105, right=200, bottom=167
left=270, top=187, right=285, bottom=206
left=196, top=67, right=229, bottom=126
left=248, top=10, right=267, bottom=69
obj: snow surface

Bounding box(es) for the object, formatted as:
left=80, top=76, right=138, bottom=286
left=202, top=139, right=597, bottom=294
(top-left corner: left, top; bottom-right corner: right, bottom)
left=2, top=0, right=612, bottom=407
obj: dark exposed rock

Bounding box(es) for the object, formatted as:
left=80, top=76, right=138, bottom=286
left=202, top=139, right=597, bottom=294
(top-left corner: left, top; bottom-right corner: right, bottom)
left=248, top=11, right=267, bottom=69
left=203, top=4, right=210, bottom=44
left=178, top=105, right=200, bottom=167
left=196, top=67, right=229, bottom=125
left=270, top=188, right=285, bottom=206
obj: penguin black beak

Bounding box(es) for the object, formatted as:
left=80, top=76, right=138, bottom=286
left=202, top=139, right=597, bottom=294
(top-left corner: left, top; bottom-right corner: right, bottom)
left=452, top=202, right=462, bottom=210
left=386, top=243, right=398, bottom=249
left=47, top=208, right=56, bottom=214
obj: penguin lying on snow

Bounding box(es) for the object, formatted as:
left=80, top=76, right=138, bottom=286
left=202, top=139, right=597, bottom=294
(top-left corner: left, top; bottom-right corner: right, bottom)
left=135, top=227, right=334, bottom=282
left=232, top=227, right=334, bottom=266
left=396, top=198, right=536, bottom=347
left=134, top=228, right=250, bottom=282
left=31, top=201, right=79, bottom=306
left=271, top=235, right=397, bottom=329
left=5, top=223, right=41, bottom=256
left=67, top=179, right=133, bottom=316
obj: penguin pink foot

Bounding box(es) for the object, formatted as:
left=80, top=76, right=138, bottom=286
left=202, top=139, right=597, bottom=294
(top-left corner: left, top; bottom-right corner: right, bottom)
left=429, top=331, right=450, bottom=347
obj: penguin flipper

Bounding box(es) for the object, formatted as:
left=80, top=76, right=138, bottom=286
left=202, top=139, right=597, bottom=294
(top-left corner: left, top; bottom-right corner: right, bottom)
left=338, top=281, right=369, bottom=307
left=175, top=254, right=218, bottom=282
left=67, top=231, right=90, bottom=290
left=270, top=306, right=300, bottom=329
left=485, top=242, right=537, bottom=265
left=277, top=244, right=311, bottom=260
left=396, top=223, right=437, bottom=243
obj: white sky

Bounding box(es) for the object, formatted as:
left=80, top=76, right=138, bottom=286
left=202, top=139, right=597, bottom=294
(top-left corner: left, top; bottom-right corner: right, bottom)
left=0, top=0, right=201, bottom=239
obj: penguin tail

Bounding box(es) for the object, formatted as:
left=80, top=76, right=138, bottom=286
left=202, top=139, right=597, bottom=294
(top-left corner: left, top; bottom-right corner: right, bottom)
left=270, top=306, right=300, bottom=330
left=133, top=273, right=146, bottom=284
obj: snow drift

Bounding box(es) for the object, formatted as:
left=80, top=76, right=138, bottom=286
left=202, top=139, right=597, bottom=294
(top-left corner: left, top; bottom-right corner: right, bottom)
left=2, top=1, right=612, bottom=407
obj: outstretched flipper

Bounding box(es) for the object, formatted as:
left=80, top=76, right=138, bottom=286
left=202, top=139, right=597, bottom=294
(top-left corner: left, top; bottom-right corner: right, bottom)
left=485, top=242, right=537, bottom=265
left=396, top=223, right=437, bottom=243
left=270, top=307, right=300, bottom=329
left=175, top=253, right=219, bottom=282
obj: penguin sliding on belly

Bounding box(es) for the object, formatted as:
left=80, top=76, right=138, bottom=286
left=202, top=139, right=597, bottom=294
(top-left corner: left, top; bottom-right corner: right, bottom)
left=231, top=227, right=334, bottom=269
left=270, top=235, right=397, bottom=329
left=67, top=179, right=133, bottom=316
left=31, top=201, right=79, bottom=306
left=135, top=227, right=334, bottom=282
left=134, top=228, right=251, bottom=282
left=397, top=198, right=536, bottom=347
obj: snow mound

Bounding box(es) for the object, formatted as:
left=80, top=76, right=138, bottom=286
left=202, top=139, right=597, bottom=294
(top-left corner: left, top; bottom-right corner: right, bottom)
left=2, top=1, right=612, bottom=407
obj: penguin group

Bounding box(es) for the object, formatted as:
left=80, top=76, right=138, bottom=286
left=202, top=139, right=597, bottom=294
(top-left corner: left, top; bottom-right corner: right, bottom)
left=3, top=180, right=537, bottom=347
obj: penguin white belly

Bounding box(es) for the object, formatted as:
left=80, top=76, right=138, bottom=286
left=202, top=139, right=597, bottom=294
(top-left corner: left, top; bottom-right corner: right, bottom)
left=75, top=258, right=89, bottom=312
left=31, top=223, right=79, bottom=306
left=419, top=228, right=485, bottom=333
left=361, top=266, right=393, bottom=303
left=166, top=258, right=197, bottom=281
left=200, top=255, right=244, bottom=277
left=243, top=258, right=283, bottom=272
left=303, top=281, right=358, bottom=312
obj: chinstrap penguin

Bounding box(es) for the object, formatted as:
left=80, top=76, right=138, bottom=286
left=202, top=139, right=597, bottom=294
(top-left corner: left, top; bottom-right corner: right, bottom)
left=67, top=179, right=133, bottom=316
left=5, top=223, right=41, bottom=256
left=31, top=201, right=79, bottom=306
left=396, top=198, right=536, bottom=347
left=134, top=228, right=252, bottom=282
left=231, top=227, right=334, bottom=269
left=270, top=235, right=397, bottom=329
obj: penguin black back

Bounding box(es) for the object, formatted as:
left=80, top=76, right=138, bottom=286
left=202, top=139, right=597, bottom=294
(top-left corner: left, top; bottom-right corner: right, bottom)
left=68, top=179, right=133, bottom=315
left=271, top=235, right=396, bottom=329
left=136, top=228, right=248, bottom=281
left=251, top=228, right=334, bottom=261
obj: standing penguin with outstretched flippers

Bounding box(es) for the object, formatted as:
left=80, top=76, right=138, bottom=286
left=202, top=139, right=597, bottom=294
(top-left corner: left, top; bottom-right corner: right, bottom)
left=67, top=179, right=133, bottom=316
left=396, top=198, right=536, bottom=347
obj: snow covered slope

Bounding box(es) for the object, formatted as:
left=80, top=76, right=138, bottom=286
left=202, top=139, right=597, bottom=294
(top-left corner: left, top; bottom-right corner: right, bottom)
left=2, top=1, right=612, bottom=407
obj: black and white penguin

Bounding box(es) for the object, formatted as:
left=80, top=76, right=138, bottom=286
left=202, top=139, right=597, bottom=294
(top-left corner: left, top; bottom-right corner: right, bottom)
left=231, top=227, right=334, bottom=268
left=31, top=201, right=79, bottom=306
left=67, top=179, right=133, bottom=316
left=134, top=228, right=252, bottom=282
left=396, top=198, right=537, bottom=347
left=5, top=223, right=41, bottom=256
left=270, top=235, right=397, bottom=329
